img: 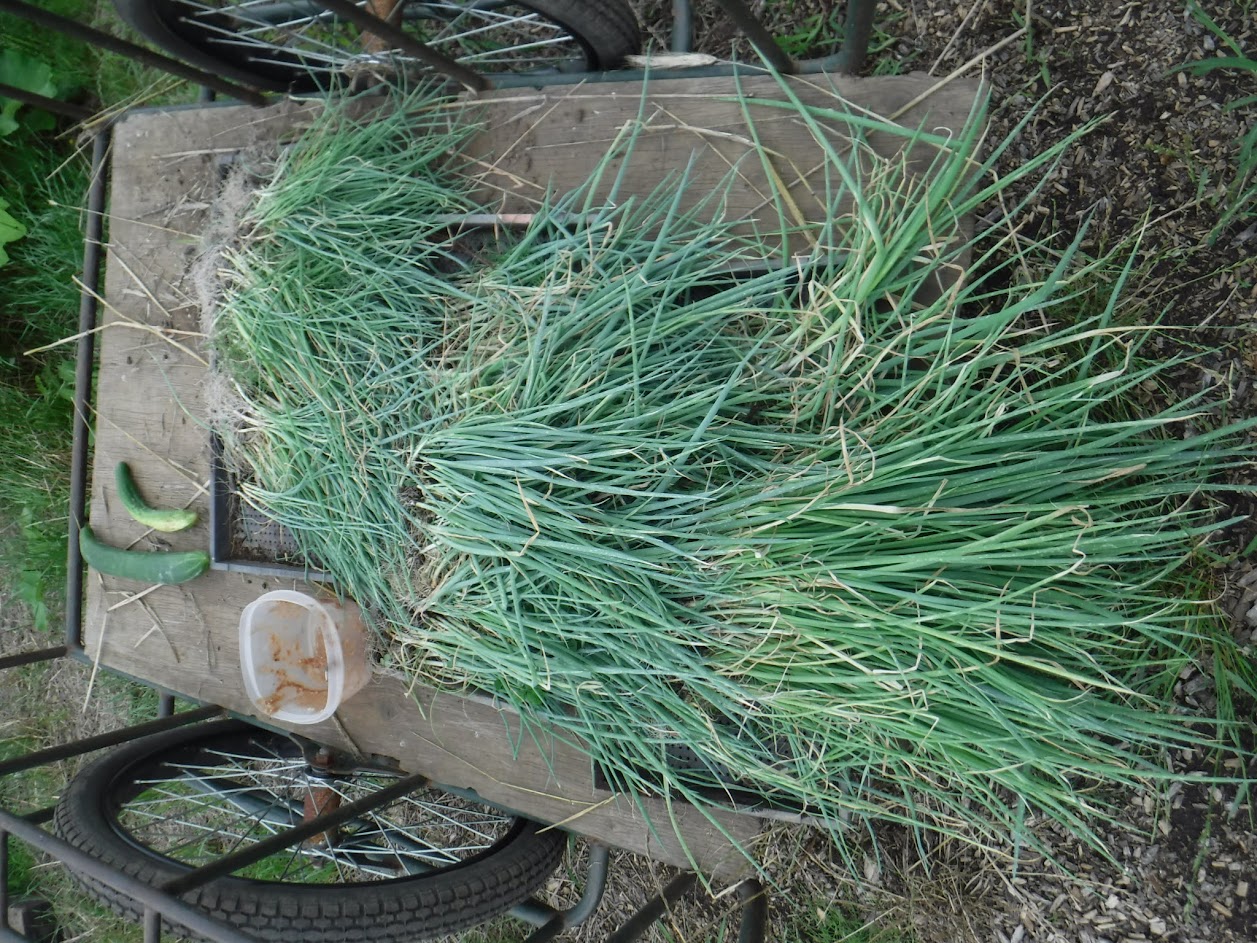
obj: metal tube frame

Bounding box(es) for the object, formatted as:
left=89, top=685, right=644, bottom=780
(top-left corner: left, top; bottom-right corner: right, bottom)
left=0, top=0, right=268, bottom=105
left=0, top=806, right=260, bottom=943
left=0, top=705, right=222, bottom=779
left=0, top=645, right=67, bottom=671
left=709, top=0, right=795, bottom=73
left=0, top=82, right=94, bottom=121
left=0, top=704, right=759, bottom=941
left=2, top=0, right=878, bottom=128
left=64, top=129, right=109, bottom=657
left=0, top=1, right=873, bottom=937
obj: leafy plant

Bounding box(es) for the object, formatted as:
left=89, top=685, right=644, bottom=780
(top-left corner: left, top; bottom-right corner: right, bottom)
left=1, top=0, right=150, bottom=107
left=0, top=195, right=25, bottom=266
left=774, top=8, right=844, bottom=60
left=0, top=47, right=59, bottom=136
left=0, top=119, right=90, bottom=619
left=1011, top=3, right=1051, bottom=88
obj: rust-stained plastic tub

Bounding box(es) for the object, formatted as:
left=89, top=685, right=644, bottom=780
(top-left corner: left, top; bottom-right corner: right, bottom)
left=238, top=590, right=369, bottom=724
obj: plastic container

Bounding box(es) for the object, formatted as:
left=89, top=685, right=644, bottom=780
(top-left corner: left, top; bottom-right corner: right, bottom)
left=239, top=590, right=369, bottom=725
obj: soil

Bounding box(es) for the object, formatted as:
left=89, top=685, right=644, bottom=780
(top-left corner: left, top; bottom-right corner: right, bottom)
left=595, top=2, right=1257, bottom=942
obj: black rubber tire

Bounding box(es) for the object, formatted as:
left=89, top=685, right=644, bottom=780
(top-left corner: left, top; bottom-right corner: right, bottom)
left=54, top=719, right=565, bottom=942
left=112, top=0, right=642, bottom=93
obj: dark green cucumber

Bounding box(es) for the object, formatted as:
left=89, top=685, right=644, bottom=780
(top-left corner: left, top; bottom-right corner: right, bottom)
left=115, top=462, right=198, bottom=532
left=79, top=526, right=210, bottom=585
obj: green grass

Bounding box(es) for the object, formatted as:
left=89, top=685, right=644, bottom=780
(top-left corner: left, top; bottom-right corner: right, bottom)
left=208, top=82, right=1257, bottom=873
left=0, top=655, right=159, bottom=938
left=0, top=128, right=86, bottom=629
left=1011, top=3, right=1052, bottom=89
left=0, top=734, right=46, bottom=902
left=1, top=0, right=192, bottom=108
left=0, top=3, right=187, bottom=930
left=782, top=904, right=914, bottom=943
left=0, top=135, right=90, bottom=349
left=0, top=364, right=75, bottom=631
left=0, top=0, right=190, bottom=629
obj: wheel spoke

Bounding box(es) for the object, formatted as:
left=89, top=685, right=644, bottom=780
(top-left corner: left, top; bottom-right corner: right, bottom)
left=424, top=10, right=563, bottom=48
left=180, top=10, right=365, bottom=64
left=123, top=808, right=256, bottom=846
left=276, top=838, right=308, bottom=881
left=89, top=729, right=517, bottom=883
left=171, top=0, right=584, bottom=75
left=57, top=721, right=564, bottom=943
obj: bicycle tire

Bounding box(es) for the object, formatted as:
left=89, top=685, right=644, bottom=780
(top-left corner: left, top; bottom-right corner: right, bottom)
left=54, top=719, right=566, bottom=942
left=113, top=0, right=642, bottom=93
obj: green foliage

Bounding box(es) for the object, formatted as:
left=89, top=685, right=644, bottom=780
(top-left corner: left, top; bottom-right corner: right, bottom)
left=773, top=5, right=846, bottom=59
left=0, top=738, right=44, bottom=899
left=0, top=195, right=25, bottom=265
left=0, top=47, right=60, bottom=137
left=2, top=837, right=39, bottom=899
left=0, top=136, right=89, bottom=346
left=0, top=126, right=85, bottom=627
left=0, top=0, right=183, bottom=108
left=0, top=360, right=75, bottom=631
left=1012, top=3, right=1052, bottom=88
left=0, top=3, right=196, bottom=936
left=0, top=662, right=152, bottom=942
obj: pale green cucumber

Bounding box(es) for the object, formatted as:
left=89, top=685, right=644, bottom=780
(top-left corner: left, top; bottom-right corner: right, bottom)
left=79, top=526, right=210, bottom=585
left=115, top=462, right=197, bottom=532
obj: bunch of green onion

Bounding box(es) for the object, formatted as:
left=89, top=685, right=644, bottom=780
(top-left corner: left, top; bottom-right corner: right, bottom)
left=210, top=82, right=1255, bottom=864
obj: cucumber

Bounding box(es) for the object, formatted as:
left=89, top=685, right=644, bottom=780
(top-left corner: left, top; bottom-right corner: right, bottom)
left=115, top=462, right=198, bottom=532
left=79, top=526, right=210, bottom=585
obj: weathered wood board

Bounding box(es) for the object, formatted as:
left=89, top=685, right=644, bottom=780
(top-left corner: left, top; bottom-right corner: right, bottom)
left=462, top=72, right=980, bottom=260
left=86, top=70, right=980, bottom=881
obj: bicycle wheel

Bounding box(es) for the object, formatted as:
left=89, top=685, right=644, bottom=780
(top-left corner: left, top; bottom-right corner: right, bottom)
left=54, top=719, right=566, bottom=942
left=114, top=0, right=642, bottom=93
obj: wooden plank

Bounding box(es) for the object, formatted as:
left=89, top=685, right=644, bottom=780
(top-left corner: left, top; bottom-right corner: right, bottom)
left=86, top=71, right=981, bottom=881
left=462, top=72, right=981, bottom=259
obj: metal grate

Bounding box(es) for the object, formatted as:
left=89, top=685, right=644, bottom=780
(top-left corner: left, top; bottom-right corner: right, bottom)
left=209, top=433, right=328, bottom=581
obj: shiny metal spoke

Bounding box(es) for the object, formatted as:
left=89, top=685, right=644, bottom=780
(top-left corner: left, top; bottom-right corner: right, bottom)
left=425, top=10, right=562, bottom=47
left=405, top=801, right=505, bottom=843
left=349, top=815, right=500, bottom=858
left=128, top=784, right=296, bottom=819
left=180, top=10, right=357, bottom=63
left=171, top=0, right=581, bottom=72
left=276, top=839, right=310, bottom=881
left=122, top=810, right=258, bottom=851
left=114, top=736, right=511, bottom=883
left=295, top=836, right=412, bottom=877
left=237, top=50, right=349, bottom=72
left=152, top=753, right=307, bottom=776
